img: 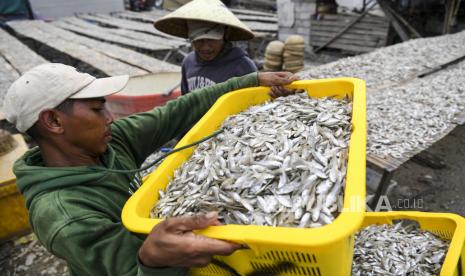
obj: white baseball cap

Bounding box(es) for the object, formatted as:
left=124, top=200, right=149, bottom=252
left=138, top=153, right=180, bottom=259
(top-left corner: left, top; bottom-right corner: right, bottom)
left=187, top=20, right=225, bottom=41
left=4, top=63, right=129, bottom=133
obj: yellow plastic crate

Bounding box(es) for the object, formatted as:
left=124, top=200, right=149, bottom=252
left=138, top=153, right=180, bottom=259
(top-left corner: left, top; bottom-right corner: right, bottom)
left=0, top=134, right=30, bottom=242
left=122, top=78, right=367, bottom=275
left=360, top=212, right=465, bottom=276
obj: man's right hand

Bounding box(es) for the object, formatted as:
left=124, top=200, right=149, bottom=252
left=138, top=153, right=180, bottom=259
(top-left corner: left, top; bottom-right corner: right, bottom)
left=139, top=212, right=241, bottom=268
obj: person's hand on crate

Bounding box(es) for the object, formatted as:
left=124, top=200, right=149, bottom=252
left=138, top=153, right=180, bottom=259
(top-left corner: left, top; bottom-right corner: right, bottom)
left=257, top=72, right=299, bottom=98
left=139, top=212, right=241, bottom=268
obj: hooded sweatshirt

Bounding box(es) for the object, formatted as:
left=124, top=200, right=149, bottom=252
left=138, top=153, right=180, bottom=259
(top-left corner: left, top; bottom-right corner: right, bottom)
left=180, top=43, right=257, bottom=94
left=13, top=73, right=258, bottom=276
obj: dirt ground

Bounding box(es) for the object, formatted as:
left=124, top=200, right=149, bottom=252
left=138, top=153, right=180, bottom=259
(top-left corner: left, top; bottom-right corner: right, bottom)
left=0, top=234, right=67, bottom=276
left=388, top=124, right=465, bottom=216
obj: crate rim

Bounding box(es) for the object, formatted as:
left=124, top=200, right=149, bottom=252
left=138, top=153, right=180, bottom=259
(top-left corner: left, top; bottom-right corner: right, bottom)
left=122, top=77, right=367, bottom=248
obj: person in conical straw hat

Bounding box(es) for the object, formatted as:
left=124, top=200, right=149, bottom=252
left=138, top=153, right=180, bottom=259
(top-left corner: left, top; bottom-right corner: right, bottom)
left=154, top=0, right=258, bottom=95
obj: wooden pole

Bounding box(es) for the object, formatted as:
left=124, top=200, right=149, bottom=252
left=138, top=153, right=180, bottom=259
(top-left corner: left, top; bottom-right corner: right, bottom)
left=377, top=0, right=410, bottom=41
left=443, top=0, right=457, bottom=34
left=382, top=2, right=422, bottom=38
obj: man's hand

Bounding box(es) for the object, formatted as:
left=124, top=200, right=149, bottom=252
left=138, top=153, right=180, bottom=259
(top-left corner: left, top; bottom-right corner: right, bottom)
left=269, top=86, right=300, bottom=98
left=139, top=212, right=241, bottom=268
left=257, top=72, right=298, bottom=87
left=257, top=72, right=300, bottom=98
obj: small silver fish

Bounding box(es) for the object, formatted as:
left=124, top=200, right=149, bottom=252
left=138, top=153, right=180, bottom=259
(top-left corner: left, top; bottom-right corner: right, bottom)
left=151, top=94, right=352, bottom=228
left=352, top=221, right=450, bottom=275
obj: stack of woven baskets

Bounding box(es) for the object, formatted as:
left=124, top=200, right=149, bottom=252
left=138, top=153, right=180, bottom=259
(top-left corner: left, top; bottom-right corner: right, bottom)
left=283, top=35, right=305, bottom=73
left=263, top=40, right=285, bottom=71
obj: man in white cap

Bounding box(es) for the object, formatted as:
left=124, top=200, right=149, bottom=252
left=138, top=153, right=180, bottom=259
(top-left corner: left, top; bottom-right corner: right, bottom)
left=4, top=63, right=297, bottom=275
left=154, top=0, right=258, bottom=95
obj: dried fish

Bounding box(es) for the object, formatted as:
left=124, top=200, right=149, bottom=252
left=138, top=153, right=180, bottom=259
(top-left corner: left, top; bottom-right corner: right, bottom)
left=366, top=64, right=465, bottom=160
left=151, top=94, right=352, bottom=228
left=300, top=31, right=465, bottom=87
left=352, top=222, right=450, bottom=275
left=299, top=31, right=465, bottom=161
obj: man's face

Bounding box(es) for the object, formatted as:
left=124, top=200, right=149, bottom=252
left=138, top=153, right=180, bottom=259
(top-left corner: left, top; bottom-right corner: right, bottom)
left=192, top=39, right=225, bottom=61
left=60, top=98, right=113, bottom=157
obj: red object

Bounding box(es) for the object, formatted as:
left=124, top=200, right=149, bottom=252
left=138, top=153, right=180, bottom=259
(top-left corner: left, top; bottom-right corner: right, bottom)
left=107, top=87, right=181, bottom=119
left=105, top=72, right=182, bottom=119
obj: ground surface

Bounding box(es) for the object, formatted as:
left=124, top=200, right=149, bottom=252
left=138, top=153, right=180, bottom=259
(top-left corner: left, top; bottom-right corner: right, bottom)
left=388, top=124, right=465, bottom=216
left=0, top=234, right=67, bottom=276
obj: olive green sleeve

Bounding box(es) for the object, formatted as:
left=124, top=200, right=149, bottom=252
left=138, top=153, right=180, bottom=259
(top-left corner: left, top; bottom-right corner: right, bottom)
left=137, top=256, right=188, bottom=276
left=110, top=72, right=258, bottom=166
left=46, top=215, right=188, bottom=276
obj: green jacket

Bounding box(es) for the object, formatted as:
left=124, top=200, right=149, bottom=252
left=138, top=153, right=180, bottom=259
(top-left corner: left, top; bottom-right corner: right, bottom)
left=13, top=73, right=258, bottom=276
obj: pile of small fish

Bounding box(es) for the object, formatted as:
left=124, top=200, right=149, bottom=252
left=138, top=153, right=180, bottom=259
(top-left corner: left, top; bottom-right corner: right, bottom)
left=151, top=93, right=352, bottom=228
left=298, top=31, right=465, bottom=160
left=299, top=31, right=465, bottom=87
left=352, top=222, right=450, bottom=275
left=366, top=63, right=465, bottom=159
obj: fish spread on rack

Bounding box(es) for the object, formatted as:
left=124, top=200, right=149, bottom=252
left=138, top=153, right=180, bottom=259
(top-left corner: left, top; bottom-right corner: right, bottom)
left=298, top=32, right=465, bottom=161
left=151, top=93, right=352, bottom=228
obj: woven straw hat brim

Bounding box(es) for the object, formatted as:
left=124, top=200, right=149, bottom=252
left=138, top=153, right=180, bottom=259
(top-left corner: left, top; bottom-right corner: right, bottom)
left=265, top=53, right=282, bottom=62
left=265, top=59, right=282, bottom=67
left=265, top=49, right=284, bottom=56
left=285, top=45, right=305, bottom=51
left=285, top=42, right=305, bottom=47
left=284, top=50, right=305, bottom=56
left=284, top=60, right=305, bottom=67
left=285, top=35, right=305, bottom=44
left=283, top=54, right=304, bottom=60
left=263, top=63, right=281, bottom=68
left=284, top=65, right=304, bottom=73
left=266, top=41, right=285, bottom=52
left=284, top=56, right=304, bottom=61
left=154, top=0, right=254, bottom=41
left=284, top=53, right=304, bottom=58
left=284, top=59, right=304, bottom=64
left=263, top=65, right=282, bottom=71
left=265, top=57, right=283, bottom=63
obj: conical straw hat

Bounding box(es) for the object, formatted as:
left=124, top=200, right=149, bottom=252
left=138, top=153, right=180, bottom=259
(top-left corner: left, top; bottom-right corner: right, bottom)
left=284, top=60, right=304, bottom=67
left=285, top=44, right=305, bottom=51
left=263, top=64, right=281, bottom=72
left=285, top=35, right=305, bottom=45
left=266, top=40, right=285, bottom=53
left=154, top=0, right=254, bottom=41
left=284, top=64, right=304, bottom=73
left=284, top=50, right=305, bottom=57
left=265, top=59, right=282, bottom=67
left=265, top=53, right=282, bottom=62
